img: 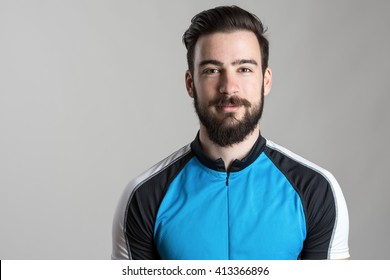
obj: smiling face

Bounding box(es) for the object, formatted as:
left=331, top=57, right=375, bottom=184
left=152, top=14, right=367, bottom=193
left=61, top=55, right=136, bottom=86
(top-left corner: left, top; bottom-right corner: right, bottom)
left=185, top=30, right=272, bottom=147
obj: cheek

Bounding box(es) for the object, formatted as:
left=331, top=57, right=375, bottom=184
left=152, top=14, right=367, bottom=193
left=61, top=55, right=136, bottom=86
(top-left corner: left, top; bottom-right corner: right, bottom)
left=242, top=80, right=262, bottom=98
left=195, top=80, right=219, bottom=99
left=197, top=77, right=218, bottom=90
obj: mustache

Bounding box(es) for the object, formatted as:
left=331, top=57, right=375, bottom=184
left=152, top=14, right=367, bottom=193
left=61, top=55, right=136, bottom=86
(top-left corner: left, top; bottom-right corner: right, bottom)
left=208, top=96, right=251, bottom=108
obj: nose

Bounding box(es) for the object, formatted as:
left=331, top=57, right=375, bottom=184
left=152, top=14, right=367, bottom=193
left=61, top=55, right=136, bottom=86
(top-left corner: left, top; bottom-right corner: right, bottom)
left=218, top=71, right=239, bottom=95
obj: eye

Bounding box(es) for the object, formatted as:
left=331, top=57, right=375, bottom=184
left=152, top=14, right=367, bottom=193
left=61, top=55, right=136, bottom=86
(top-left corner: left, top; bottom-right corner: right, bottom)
left=239, top=67, right=252, bottom=73
left=202, top=68, right=221, bottom=75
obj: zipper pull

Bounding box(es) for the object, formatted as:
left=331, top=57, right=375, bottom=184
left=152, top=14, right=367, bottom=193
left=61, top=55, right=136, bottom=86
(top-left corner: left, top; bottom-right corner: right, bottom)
left=225, top=172, right=230, bottom=186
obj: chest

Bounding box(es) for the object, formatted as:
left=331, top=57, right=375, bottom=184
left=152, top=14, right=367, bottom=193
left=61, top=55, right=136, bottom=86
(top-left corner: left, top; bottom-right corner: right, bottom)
left=154, top=157, right=307, bottom=260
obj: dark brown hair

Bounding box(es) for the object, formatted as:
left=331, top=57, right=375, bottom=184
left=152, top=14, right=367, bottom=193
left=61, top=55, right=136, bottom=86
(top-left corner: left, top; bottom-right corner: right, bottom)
left=183, top=5, right=269, bottom=75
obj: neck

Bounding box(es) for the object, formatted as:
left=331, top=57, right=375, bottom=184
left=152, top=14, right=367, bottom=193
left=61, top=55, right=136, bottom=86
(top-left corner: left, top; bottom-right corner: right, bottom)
left=199, top=125, right=260, bottom=171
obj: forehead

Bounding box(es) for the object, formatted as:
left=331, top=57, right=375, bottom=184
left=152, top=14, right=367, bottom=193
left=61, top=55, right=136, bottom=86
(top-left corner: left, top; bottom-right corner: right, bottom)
left=193, top=30, right=261, bottom=65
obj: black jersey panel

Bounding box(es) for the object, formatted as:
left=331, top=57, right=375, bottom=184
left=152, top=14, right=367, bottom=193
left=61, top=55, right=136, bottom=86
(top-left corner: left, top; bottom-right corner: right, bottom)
left=125, top=151, right=194, bottom=259
left=264, top=146, right=336, bottom=259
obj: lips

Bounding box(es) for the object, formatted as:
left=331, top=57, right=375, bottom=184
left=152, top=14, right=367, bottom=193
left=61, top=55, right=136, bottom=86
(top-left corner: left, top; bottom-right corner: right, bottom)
left=210, top=96, right=251, bottom=113
left=218, top=104, right=241, bottom=113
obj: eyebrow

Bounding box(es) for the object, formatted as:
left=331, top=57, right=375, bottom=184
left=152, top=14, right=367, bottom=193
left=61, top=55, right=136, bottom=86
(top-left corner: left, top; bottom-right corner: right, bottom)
left=199, top=59, right=258, bottom=67
left=199, top=59, right=223, bottom=67
left=232, top=59, right=258, bottom=66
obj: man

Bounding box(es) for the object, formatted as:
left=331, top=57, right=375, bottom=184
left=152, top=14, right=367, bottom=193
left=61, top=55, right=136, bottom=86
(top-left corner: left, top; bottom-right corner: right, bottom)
left=112, top=5, right=349, bottom=260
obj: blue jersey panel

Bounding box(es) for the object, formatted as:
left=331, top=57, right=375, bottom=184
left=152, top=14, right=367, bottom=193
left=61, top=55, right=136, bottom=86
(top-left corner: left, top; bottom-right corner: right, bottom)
left=228, top=153, right=306, bottom=259
left=154, top=157, right=229, bottom=259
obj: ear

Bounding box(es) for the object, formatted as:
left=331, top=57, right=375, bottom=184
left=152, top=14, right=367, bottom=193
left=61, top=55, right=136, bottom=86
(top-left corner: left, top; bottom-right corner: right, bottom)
left=185, top=70, right=194, bottom=98
left=263, top=67, right=272, bottom=97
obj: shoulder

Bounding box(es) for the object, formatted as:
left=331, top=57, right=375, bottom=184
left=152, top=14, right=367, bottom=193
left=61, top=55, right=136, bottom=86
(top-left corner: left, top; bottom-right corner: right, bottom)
left=115, top=143, right=193, bottom=218
left=128, top=144, right=193, bottom=195
left=262, top=138, right=344, bottom=219
left=263, top=139, right=341, bottom=197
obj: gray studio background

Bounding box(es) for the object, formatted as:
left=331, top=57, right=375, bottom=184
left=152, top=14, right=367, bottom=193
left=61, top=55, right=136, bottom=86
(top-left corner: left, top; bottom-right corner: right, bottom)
left=1, top=0, right=389, bottom=259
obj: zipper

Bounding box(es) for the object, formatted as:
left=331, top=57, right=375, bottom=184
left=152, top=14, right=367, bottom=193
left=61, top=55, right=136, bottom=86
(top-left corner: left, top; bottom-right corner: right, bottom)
left=226, top=171, right=230, bottom=259
left=225, top=172, right=230, bottom=186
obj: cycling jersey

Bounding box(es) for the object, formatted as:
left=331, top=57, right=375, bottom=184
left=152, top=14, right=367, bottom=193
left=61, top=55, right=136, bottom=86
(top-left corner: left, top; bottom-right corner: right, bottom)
left=112, top=133, right=349, bottom=260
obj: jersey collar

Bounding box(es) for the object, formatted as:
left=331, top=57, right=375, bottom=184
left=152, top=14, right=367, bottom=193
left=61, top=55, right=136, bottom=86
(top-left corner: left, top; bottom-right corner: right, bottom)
left=190, top=131, right=266, bottom=172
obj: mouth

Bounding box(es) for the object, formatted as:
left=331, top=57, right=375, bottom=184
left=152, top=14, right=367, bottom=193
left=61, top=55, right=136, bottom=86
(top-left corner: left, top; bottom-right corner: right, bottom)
left=217, top=104, right=242, bottom=113
left=211, top=96, right=250, bottom=113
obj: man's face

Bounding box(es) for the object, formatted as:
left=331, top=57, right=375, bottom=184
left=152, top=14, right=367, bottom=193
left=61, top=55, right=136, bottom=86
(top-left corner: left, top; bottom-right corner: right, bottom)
left=186, top=30, right=272, bottom=147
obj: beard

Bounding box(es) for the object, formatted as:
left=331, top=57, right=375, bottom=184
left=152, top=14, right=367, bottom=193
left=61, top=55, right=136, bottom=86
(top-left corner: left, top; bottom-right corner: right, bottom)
left=193, top=85, right=264, bottom=147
